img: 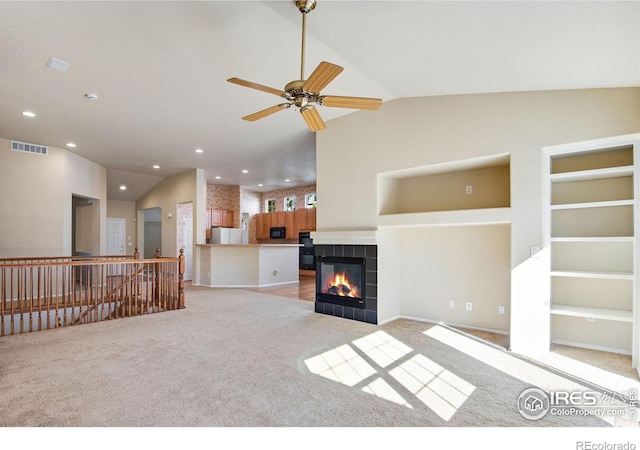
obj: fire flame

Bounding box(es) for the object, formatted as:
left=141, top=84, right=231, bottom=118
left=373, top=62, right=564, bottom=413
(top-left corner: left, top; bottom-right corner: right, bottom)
left=324, top=273, right=360, bottom=298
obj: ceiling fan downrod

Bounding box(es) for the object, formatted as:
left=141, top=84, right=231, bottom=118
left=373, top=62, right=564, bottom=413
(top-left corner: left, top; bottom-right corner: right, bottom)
left=296, top=0, right=317, bottom=80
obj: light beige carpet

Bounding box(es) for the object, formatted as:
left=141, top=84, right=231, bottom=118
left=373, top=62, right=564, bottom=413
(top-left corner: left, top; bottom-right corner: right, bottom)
left=0, top=286, right=636, bottom=427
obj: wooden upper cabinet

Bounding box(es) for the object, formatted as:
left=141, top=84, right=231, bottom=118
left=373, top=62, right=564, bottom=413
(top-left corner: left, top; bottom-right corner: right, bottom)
left=262, top=212, right=272, bottom=238
left=255, top=209, right=316, bottom=241
left=255, top=213, right=265, bottom=240
left=295, top=208, right=308, bottom=231
left=295, top=208, right=316, bottom=232
left=308, top=208, right=316, bottom=231
left=272, top=211, right=285, bottom=227
left=222, top=210, right=233, bottom=227
left=209, top=209, right=234, bottom=227
left=211, top=209, right=223, bottom=226
left=285, top=211, right=296, bottom=239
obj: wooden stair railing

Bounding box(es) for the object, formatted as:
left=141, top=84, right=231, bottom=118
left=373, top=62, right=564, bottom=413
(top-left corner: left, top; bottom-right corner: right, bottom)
left=71, top=261, right=149, bottom=325
left=1, top=248, right=185, bottom=336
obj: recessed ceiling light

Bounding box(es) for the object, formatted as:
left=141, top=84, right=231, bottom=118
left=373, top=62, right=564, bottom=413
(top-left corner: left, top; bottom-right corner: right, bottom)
left=215, top=176, right=221, bottom=180
left=153, top=165, right=160, bottom=169
left=258, top=184, right=264, bottom=187
left=242, top=169, right=249, bottom=174
left=119, top=185, right=127, bottom=191
left=85, top=93, right=98, bottom=101
left=195, top=148, right=203, bottom=153
left=22, top=111, right=36, bottom=118
left=66, top=143, right=76, bottom=148
left=285, top=179, right=291, bottom=182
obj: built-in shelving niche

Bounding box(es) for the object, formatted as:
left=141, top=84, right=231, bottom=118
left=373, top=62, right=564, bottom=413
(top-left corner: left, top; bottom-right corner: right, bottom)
left=377, top=153, right=511, bottom=227
left=543, top=136, right=639, bottom=368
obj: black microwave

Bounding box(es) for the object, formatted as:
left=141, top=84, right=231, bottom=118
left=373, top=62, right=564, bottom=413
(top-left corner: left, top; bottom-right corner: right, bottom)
left=270, top=227, right=286, bottom=239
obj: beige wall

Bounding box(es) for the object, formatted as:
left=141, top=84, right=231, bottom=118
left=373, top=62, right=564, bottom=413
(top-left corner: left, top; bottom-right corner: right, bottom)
left=107, top=200, right=137, bottom=254
left=0, top=138, right=106, bottom=257
left=317, top=87, right=640, bottom=357
left=136, top=168, right=204, bottom=258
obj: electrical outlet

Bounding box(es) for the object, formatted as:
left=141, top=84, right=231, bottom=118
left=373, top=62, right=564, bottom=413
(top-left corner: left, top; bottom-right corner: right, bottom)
left=465, top=185, right=473, bottom=195
left=448, top=300, right=455, bottom=309
left=465, top=302, right=473, bottom=311
left=498, top=305, right=505, bottom=315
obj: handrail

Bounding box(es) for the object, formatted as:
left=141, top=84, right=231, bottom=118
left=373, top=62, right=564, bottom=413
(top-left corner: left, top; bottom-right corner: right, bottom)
left=71, top=261, right=149, bottom=325
left=0, top=248, right=185, bottom=336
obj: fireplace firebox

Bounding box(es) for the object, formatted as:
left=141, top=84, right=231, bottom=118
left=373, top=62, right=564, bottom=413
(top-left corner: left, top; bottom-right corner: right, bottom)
left=316, top=256, right=365, bottom=309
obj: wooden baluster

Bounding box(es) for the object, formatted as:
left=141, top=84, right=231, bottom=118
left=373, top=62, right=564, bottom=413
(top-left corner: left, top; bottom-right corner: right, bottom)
left=154, top=248, right=160, bottom=310
left=10, top=267, right=15, bottom=335
left=178, top=249, right=185, bottom=310
left=1, top=267, right=5, bottom=336
left=18, top=267, right=23, bottom=333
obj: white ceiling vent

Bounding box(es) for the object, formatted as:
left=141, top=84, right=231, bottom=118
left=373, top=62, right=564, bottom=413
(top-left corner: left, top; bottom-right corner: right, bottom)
left=11, top=140, right=48, bottom=156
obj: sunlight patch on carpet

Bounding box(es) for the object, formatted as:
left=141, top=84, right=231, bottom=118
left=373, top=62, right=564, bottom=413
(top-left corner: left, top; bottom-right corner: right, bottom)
left=304, top=330, right=476, bottom=421
left=389, top=354, right=476, bottom=421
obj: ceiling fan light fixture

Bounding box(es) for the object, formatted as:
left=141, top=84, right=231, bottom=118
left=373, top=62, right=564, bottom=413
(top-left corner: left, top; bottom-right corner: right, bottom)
left=296, top=0, right=317, bottom=14
left=227, top=0, right=381, bottom=132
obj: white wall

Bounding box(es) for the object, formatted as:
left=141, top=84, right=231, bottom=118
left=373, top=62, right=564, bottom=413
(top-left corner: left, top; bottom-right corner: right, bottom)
left=316, top=87, right=640, bottom=358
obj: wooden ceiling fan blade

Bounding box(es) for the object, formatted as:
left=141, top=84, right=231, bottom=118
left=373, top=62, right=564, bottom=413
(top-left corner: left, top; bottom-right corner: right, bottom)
left=320, top=95, right=382, bottom=110
left=242, top=104, right=290, bottom=122
left=300, top=106, right=326, bottom=132
left=302, top=61, right=343, bottom=94
left=227, top=78, right=285, bottom=97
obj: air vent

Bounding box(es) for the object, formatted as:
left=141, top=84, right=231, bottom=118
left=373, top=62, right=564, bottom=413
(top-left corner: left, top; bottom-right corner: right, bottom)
left=11, top=140, right=48, bottom=155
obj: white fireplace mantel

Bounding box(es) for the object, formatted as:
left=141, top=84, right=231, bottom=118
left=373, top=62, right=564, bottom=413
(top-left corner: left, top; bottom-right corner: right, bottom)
left=310, top=230, right=378, bottom=246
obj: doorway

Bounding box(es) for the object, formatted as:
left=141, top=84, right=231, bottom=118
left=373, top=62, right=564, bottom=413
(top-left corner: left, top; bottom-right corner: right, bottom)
left=72, top=195, right=99, bottom=256
left=142, top=208, right=162, bottom=258
left=178, top=202, right=193, bottom=281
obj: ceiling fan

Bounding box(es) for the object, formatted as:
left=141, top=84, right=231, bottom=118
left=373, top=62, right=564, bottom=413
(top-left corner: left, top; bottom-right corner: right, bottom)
left=227, top=0, right=382, bottom=132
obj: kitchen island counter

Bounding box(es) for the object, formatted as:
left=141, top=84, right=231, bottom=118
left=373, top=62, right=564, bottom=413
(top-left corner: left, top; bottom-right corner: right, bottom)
left=195, top=244, right=300, bottom=288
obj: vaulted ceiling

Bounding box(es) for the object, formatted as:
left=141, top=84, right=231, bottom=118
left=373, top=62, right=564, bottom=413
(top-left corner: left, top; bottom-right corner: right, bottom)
left=1, top=1, right=639, bottom=201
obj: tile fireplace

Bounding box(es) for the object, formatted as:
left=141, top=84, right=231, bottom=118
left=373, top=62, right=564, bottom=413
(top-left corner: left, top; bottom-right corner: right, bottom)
left=314, top=244, right=377, bottom=324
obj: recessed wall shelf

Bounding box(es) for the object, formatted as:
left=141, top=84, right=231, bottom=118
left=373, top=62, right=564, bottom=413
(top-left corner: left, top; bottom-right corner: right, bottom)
left=377, top=153, right=511, bottom=227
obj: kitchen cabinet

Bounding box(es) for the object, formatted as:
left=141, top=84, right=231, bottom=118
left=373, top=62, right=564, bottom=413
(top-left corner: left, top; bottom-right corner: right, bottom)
left=222, top=210, right=233, bottom=227
left=256, top=213, right=272, bottom=240
left=272, top=211, right=285, bottom=227
left=208, top=209, right=234, bottom=228
left=285, top=211, right=296, bottom=239
left=255, top=209, right=316, bottom=241
left=255, top=214, right=264, bottom=240
left=308, top=208, right=316, bottom=231
left=295, top=207, right=316, bottom=232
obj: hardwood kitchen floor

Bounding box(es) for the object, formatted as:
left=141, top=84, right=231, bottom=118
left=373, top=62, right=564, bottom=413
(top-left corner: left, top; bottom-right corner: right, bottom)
left=247, top=273, right=315, bottom=301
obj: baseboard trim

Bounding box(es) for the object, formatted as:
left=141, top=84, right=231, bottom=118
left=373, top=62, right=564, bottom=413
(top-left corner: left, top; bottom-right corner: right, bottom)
left=379, top=314, right=509, bottom=336
left=192, top=281, right=300, bottom=289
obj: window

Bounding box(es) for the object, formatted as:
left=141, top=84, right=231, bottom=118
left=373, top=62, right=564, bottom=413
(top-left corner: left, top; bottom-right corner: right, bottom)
left=305, top=193, right=317, bottom=208
left=266, top=199, right=276, bottom=213
left=284, top=196, right=296, bottom=211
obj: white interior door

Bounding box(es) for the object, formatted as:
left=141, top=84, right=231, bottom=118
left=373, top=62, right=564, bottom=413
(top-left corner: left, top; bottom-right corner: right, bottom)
left=182, top=217, right=193, bottom=281
left=107, top=218, right=126, bottom=255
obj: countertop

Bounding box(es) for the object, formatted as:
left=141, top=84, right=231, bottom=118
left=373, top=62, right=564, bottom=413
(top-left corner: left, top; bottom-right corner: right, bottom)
left=196, top=244, right=301, bottom=247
